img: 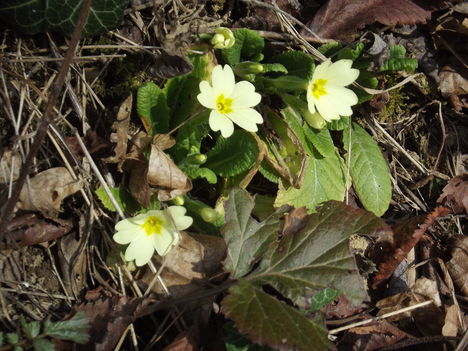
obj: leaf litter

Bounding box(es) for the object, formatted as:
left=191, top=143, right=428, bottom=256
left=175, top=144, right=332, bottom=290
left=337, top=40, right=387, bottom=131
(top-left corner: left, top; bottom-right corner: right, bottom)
left=0, top=0, right=467, bottom=350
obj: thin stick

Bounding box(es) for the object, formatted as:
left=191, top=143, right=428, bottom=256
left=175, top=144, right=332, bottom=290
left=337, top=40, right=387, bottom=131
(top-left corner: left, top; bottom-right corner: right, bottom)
left=328, top=300, right=433, bottom=334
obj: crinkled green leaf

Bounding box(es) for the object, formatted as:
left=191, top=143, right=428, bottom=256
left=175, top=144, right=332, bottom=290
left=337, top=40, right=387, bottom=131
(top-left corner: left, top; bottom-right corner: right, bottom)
left=33, top=338, right=54, bottom=351
left=337, top=43, right=365, bottom=61
left=259, top=162, right=279, bottom=183
left=380, top=44, right=418, bottom=72
left=251, top=201, right=385, bottom=307
left=307, top=288, right=340, bottom=313
left=343, top=122, right=392, bottom=216
left=261, top=63, right=288, bottom=74
left=20, top=316, right=40, bottom=339
left=223, top=188, right=279, bottom=278
left=326, top=115, right=350, bottom=131
left=223, top=29, right=265, bottom=66
left=205, top=130, right=259, bottom=177
left=95, top=186, right=141, bottom=214
left=6, top=333, right=18, bottom=345
left=223, top=279, right=330, bottom=351
left=318, top=42, right=341, bottom=56
left=353, top=71, right=378, bottom=103
left=271, top=51, right=315, bottom=79
left=0, top=332, right=3, bottom=347
left=280, top=106, right=314, bottom=155
left=164, top=54, right=210, bottom=128
left=44, top=311, right=90, bottom=344
left=0, top=0, right=129, bottom=36
left=275, top=150, right=346, bottom=212
left=172, top=111, right=210, bottom=161
left=225, top=322, right=274, bottom=351
left=181, top=164, right=217, bottom=184
left=303, top=124, right=335, bottom=158
left=137, top=82, right=170, bottom=134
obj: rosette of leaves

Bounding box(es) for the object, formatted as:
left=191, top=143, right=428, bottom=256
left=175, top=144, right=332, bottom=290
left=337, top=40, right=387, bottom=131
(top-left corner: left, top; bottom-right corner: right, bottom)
left=0, top=0, right=129, bottom=36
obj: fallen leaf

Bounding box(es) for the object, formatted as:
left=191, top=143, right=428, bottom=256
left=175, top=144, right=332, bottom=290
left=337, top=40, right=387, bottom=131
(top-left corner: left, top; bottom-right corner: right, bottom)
left=446, top=236, right=468, bottom=296
left=282, top=207, right=309, bottom=238
left=0, top=149, right=21, bottom=184
left=307, top=0, right=432, bottom=41
left=337, top=319, right=411, bottom=351
left=17, top=167, right=83, bottom=214
left=147, top=143, right=192, bottom=201
left=65, top=130, right=112, bottom=159
left=437, top=174, right=468, bottom=214
left=128, top=160, right=152, bottom=208
left=369, top=206, right=450, bottom=289
left=143, top=231, right=226, bottom=298
left=442, top=304, right=462, bottom=337
left=321, top=295, right=363, bottom=319
left=103, top=94, right=132, bottom=167
left=439, top=66, right=468, bottom=111
left=162, top=324, right=200, bottom=351
left=1, top=213, right=72, bottom=249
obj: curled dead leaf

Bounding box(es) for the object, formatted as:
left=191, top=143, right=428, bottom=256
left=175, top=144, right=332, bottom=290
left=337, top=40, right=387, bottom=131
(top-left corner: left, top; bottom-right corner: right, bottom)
left=143, top=231, right=226, bottom=298
left=0, top=149, right=21, bottom=184
left=437, top=174, right=468, bottom=214
left=17, top=167, right=83, bottom=215
left=147, top=143, right=192, bottom=201
left=446, top=236, right=468, bottom=296
left=439, top=66, right=468, bottom=111
left=1, top=213, right=73, bottom=249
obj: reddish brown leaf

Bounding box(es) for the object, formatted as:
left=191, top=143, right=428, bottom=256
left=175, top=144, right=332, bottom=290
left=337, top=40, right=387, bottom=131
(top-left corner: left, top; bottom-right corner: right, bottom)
left=1, top=213, right=72, bottom=249
left=447, top=236, right=468, bottom=296
left=321, top=295, right=363, bottom=319
left=162, top=325, right=200, bottom=351
left=337, top=319, right=411, bottom=351
left=307, top=0, right=432, bottom=41
left=370, top=207, right=450, bottom=289
left=282, top=207, right=309, bottom=238
left=66, top=130, right=112, bottom=159
left=437, top=174, right=468, bottom=214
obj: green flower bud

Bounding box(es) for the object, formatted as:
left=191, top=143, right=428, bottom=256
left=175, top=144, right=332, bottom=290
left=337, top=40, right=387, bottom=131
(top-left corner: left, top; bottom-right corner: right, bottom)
left=304, top=111, right=326, bottom=129
left=171, top=195, right=185, bottom=206
left=233, top=62, right=264, bottom=76
left=186, top=153, right=207, bottom=164
left=211, top=27, right=235, bottom=49
left=200, top=207, right=221, bottom=223
left=267, top=76, right=309, bottom=92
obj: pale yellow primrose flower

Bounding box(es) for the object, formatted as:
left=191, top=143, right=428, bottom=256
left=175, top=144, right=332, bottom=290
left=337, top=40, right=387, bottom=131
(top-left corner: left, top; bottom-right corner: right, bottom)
left=197, top=65, right=263, bottom=138
left=211, top=27, right=235, bottom=49
left=113, top=206, right=193, bottom=266
left=307, top=59, right=359, bottom=122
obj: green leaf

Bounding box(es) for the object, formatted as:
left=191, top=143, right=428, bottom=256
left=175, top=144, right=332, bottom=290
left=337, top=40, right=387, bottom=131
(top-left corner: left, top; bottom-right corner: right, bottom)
left=275, top=150, right=346, bottom=212
left=223, top=188, right=279, bottom=278
left=164, top=54, right=210, bottom=128
left=259, top=162, right=279, bottom=183
left=326, top=115, right=350, bottom=131
left=280, top=105, right=314, bottom=155
left=6, top=333, right=18, bottom=345
left=44, top=311, right=90, bottom=344
left=223, top=28, right=265, bottom=66
left=261, top=63, right=288, bottom=74
left=380, top=45, right=418, bottom=72
left=343, top=123, right=392, bottom=216
left=252, top=201, right=385, bottom=307
left=205, top=131, right=259, bottom=177
left=137, top=82, right=170, bottom=134
left=33, top=339, right=54, bottom=351
left=0, top=332, right=3, bottom=346
left=353, top=71, right=378, bottom=103
left=181, top=164, right=217, bottom=184
left=337, top=43, right=365, bottom=61
left=183, top=196, right=223, bottom=235
left=0, top=0, right=129, bottom=36
left=271, top=51, right=315, bottom=79
left=20, top=316, right=40, bottom=339
left=172, top=111, right=210, bottom=161
left=223, top=279, right=330, bottom=351
left=307, top=288, right=340, bottom=313
left=302, top=124, right=335, bottom=158
left=318, top=42, right=341, bottom=56
left=95, top=186, right=141, bottom=214
left=224, top=322, right=276, bottom=351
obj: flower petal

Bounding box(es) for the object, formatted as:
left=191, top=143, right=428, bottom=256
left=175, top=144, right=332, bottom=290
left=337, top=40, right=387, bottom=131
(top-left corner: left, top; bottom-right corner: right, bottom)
left=153, top=228, right=180, bottom=256
left=231, top=81, right=261, bottom=108
left=226, top=108, right=263, bottom=132
left=306, top=84, right=317, bottom=114
left=212, top=65, right=235, bottom=96
left=311, top=59, right=332, bottom=81
left=326, top=86, right=358, bottom=115
left=167, top=206, right=193, bottom=230
left=209, top=110, right=234, bottom=137
left=125, top=236, right=155, bottom=266
left=197, top=81, right=216, bottom=109
left=315, top=95, right=341, bottom=121
left=323, top=60, right=359, bottom=86
left=114, top=228, right=144, bottom=244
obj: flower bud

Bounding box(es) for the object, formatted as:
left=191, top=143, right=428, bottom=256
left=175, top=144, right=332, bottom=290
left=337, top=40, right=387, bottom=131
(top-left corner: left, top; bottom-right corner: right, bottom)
left=200, top=207, right=221, bottom=223
left=233, top=62, right=264, bottom=76
left=171, top=195, right=185, bottom=206
left=211, top=27, right=235, bottom=49
left=186, top=153, right=207, bottom=164
left=268, top=76, right=309, bottom=92
left=303, top=111, right=326, bottom=129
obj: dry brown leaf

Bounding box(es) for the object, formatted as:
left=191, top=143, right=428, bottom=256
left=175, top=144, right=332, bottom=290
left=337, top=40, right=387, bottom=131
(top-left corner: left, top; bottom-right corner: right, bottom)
left=439, top=66, right=468, bottom=111
left=65, top=130, right=111, bottom=159
left=437, top=174, right=468, bottom=214
left=307, top=0, right=432, bottom=41
left=143, top=231, right=226, bottom=298
left=282, top=207, right=309, bottom=238
left=128, top=160, right=152, bottom=208
left=17, top=167, right=83, bottom=214
left=338, top=319, right=411, bottom=351
left=0, top=149, right=21, bottom=184
left=447, top=236, right=468, bottom=296
left=1, top=213, right=72, bottom=249
left=147, top=143, right=192, bottom=201
left=103, top=94, right=132, bottom=168
left=442, top=304, right=462, bottom=337
left=162, top=325, right=200, bottom=351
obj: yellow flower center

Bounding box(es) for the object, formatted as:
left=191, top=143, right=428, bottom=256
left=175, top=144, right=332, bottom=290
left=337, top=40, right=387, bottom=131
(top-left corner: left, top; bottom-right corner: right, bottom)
left=216, top=94, right=233, bottom=114
left=141, top=216, right=163, bottom=236
left=311, top=78, right=328, bottom=99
